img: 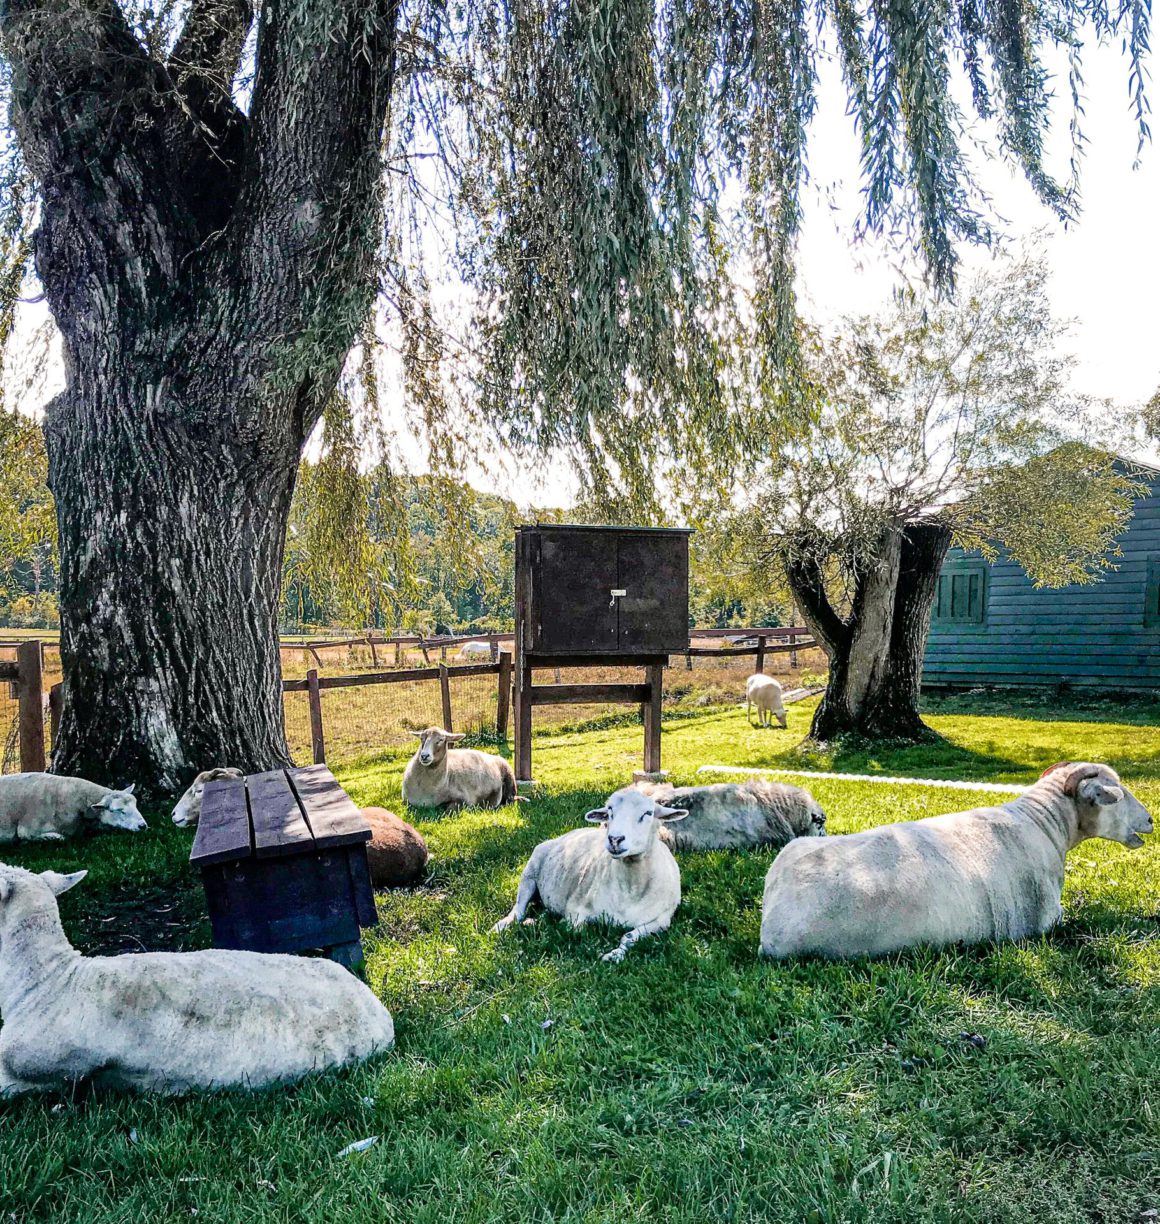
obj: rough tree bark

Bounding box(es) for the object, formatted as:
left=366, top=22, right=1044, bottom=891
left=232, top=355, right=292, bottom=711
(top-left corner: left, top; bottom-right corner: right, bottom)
left=1, top=0, right=400, bottom=790
left=785, top=522, right=952, bottom=741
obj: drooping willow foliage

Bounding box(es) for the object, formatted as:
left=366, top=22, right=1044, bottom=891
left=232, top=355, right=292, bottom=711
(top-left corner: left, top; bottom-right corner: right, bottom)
left=0, top=0, right=1152, bottom=598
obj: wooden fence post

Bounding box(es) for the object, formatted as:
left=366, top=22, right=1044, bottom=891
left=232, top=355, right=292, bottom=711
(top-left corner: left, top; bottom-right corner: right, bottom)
left=16, top=639, right=45, bottom=773
left=789, top=632, right=798, bottom=668
left=496, top=650, right=512, bottom=739
left=49, top=683, right=62, bottom=756
left=306, top=668, right=326, bottom=765
left=755, top=634, right=766, bottom=675
left=366, top=635, right=378, bottom=667
left=419, top=638, right=431, bottom=665
left=642, top=662, right=663, bottom=773
left=439, top=663, right=453, bottom=731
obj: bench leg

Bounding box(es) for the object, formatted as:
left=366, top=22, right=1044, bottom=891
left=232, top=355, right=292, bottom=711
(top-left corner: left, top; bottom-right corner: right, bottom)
left=327, top=939, right=366, bottom=977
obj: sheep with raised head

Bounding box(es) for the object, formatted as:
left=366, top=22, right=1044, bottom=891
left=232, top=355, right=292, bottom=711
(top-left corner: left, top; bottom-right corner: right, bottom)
left=171, top=767, right=244, bottom=827
left=635, top=777, right=825, bottom=852
left=455, top=640, right=494, bottom=661
left=492, top=786, right=688, bottom=962
left=759, top=762, right=1153, bottom=961
left=0, top=773, right=146, bottom=842
left=402, top=726, right=519, bottom=810
left=746, top=674, right=787, bottom=728
left=0, top=864, right=394, bottom=1096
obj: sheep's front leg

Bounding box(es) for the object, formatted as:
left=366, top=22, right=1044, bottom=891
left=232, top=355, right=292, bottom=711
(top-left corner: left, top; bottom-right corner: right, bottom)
left=492, top=866, right=539, bottom=933
left=20, top=827, right=65, bottom=842
left=601, top=918, right=667, bottom=963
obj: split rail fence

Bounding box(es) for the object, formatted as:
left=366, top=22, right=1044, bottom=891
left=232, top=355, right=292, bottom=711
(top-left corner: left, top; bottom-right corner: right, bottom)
left=1, top=629, right=819, bottom=773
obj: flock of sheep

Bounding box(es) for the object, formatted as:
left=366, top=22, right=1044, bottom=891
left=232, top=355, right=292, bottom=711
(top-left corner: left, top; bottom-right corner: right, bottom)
left=0, top=670, right=1152, bottom=1098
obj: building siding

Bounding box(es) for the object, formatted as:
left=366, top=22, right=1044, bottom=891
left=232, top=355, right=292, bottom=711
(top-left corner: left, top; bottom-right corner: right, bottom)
left=923, top=469, right=1160, bottom=690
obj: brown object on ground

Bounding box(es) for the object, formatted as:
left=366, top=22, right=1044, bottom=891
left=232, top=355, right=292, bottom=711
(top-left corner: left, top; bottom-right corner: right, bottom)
left=363, top=806, right=429, bottom=888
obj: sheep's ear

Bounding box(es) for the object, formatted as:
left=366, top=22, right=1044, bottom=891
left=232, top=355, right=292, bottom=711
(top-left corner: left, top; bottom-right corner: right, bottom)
left=40, top=869, right=87, bottom=896
left=1078, top=779, right=1124, bottom=807
left=653, top=803, right=689, bottom=823
left=122, top=783, right=137, bottom=796
left=584, top=808, right=609, bottom=823
left=411, top=731, right=425, bottom=739
left=447, top=732, right=466, bottom=742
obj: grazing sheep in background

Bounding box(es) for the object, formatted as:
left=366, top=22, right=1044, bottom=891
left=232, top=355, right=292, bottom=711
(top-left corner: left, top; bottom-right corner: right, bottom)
left=746, top=674, right=787, bottom=728
left=402, top=727, right=519, bottom=810
left=456, top=640, right=494, bottom=661
left=171, top=767, right=245, bottom=827
left=492, top=786, right=688, bottom=962
left=759, top=761, right=1153, bottom=961
left=635, top=778, right=825, bottom=851
left=0, top=864, right=395, bottom=1096
left=362, top=807, right=429, bottom=888
left=0, top=773, right=146, bottom=842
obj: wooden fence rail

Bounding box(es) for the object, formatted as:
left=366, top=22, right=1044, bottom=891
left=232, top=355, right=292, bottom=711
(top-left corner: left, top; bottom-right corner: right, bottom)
left=4, top=633, right=820, bottom=772
left=0, top=640, right=46, bottom=771
left=284, top=655, right=513, bottom=766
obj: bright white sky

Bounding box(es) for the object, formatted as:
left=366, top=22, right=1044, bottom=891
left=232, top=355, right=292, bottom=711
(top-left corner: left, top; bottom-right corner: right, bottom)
left=501, top=34, right=1160, bottom=505
left=798, top=39, right=1159, bottom=411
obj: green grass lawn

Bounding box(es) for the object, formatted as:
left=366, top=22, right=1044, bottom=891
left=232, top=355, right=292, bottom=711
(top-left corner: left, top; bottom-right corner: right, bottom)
left=2, top=694, right=1159, bottom=1223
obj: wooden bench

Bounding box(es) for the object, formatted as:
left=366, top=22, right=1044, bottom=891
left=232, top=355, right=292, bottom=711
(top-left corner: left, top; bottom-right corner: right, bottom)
left=190, top=765, right=377, bottom=971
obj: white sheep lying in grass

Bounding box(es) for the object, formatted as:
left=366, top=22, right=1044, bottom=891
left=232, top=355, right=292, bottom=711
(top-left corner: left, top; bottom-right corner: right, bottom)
left=171, top=767, right=244, bottom=827
left=759, top=762, right=1153, bottom=961
left=0, top=773, right=146, bottom=842
left=0, top=864, right=395, bottom=1095
left=402, top=726, right=519, bottom=809
left=492, top=787, right=688, bottom=962
left=635, top=778, right=825, bottom=851
left=746, top=674, right=787, bottom=728
left=455, top=640, right=493, bottom=661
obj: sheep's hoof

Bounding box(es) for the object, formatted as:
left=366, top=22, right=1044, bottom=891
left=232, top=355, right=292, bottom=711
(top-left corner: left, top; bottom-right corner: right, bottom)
left=601, top=947, right=626, bottom=964
left=491, top=920, right=510, bottom=934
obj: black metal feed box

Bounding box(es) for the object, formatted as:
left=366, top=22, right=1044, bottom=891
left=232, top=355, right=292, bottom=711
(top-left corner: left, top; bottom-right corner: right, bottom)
left=516, top=525, right=692, bottom=656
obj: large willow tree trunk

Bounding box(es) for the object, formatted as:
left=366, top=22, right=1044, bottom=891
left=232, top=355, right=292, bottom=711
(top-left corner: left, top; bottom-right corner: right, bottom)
left=786, top=523, right=951, bottom=742
left=3, top=0, right=399, bottom=790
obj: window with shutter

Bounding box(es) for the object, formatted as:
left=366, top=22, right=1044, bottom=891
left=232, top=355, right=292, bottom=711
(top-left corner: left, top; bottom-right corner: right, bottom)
left=933, top=565, right=986, bottom=625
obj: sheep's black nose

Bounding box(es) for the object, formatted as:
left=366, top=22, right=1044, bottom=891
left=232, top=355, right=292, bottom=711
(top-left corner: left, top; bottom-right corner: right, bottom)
left=608, top=834, right=625, bottom=849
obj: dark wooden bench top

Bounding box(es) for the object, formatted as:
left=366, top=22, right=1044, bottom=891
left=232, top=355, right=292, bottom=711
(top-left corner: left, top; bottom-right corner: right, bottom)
left=191, top=765, right=371, bottom=868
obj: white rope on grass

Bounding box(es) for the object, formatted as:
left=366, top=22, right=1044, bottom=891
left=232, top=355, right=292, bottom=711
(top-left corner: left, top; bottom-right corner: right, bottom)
left=696, top=764, right=1027, bottom=795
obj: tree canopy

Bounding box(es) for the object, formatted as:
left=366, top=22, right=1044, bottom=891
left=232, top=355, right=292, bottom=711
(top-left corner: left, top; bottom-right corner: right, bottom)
left=2, top=0, right=1153, bottom=511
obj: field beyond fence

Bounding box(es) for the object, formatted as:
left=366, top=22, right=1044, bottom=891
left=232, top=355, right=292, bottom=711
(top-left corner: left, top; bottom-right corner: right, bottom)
left=0, top=630, right=826, bottom=774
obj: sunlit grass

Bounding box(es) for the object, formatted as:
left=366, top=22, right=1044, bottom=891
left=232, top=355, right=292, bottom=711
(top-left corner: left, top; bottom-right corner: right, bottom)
left=2, top=695, right=1159, bottom=1222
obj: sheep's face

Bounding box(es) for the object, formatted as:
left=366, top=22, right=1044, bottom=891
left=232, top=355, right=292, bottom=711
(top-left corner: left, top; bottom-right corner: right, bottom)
left=412, top=727, right=466, bottom=767
left=89, top=785, right=147, bottom=833
left=804, top=803, right=827, bottom=837
left=172, top=768, right=244, bottom=827
left=0, top=864, right=87, bottom=934
left=1069, top=765, right=1153, bottom=849
left=584, top=787, right=688, bottom=860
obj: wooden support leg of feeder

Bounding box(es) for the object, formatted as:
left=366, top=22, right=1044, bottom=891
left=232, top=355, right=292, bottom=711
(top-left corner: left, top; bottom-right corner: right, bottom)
left=515, top=655, right=534, bottom=781
left=643, top=662, right=663, bottom=774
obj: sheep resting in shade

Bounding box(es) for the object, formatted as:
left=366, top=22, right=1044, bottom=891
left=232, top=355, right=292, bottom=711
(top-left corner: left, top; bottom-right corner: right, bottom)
left=362, top=807, right=429, bottom=888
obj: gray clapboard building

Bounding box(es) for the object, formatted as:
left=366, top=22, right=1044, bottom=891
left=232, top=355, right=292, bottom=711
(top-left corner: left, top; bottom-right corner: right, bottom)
left=923, top=459, right=1160, bottom=691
